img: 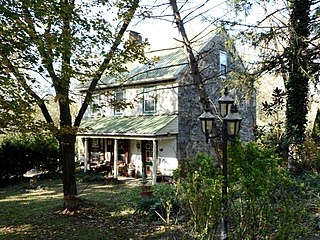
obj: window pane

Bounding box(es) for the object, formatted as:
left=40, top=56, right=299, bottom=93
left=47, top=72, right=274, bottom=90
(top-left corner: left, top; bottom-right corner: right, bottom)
left=220, top=64, right=227, bottom=77
left=220, top=52, right=227, bottom=77
left=91, top=95, right=101, bottom=117
left=114, top=89, right=125, bottom=114
left=143, top=87, right=156, bottom=113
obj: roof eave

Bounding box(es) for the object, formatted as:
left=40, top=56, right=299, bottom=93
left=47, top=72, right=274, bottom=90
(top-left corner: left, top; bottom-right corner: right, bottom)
left=77, top=132, right=178, bottom=138
left=79, top=75, right=178, bottom=92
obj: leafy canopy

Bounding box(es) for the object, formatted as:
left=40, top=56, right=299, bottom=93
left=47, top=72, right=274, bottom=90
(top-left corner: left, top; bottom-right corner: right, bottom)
left=0, top=0, right=148, bottom=132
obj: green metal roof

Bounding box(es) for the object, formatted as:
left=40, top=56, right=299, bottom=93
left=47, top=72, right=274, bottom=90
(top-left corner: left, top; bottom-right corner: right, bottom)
left=79, top=115, right=178, bottom=136
left=99, top=49, right=188, bottom=86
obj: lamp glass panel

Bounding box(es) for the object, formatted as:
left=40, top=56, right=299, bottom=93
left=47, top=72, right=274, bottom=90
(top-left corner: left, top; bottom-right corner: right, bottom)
left=206, top=119, right=213, bottom=134
left=201, top=121, right=207, bottom=134
left=236, top=122, right=241, bottom=134
left=227, top=121, right=241, bottom=137
left=227, top=121, right=236, bottom=137
left=220, top=102, right=227, bottom=118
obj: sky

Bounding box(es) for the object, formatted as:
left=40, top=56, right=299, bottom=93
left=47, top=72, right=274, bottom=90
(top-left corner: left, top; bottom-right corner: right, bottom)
left=128, top=0, right=230, bottom=52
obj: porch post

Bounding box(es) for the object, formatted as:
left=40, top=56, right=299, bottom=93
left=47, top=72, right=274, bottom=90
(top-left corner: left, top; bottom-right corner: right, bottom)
left=84, top=138, right=89, bottom=172
left=104, top=139, right=108, bottom=161
left=152, top=140, right=157, bottom=185
left=77, top=137, right=82, bottom=162
left=114, top=139, right=118, bottom=178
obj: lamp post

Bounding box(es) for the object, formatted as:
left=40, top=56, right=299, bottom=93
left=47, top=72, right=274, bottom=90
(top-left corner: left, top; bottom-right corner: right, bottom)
left=198, top=88, right=242, bottom=240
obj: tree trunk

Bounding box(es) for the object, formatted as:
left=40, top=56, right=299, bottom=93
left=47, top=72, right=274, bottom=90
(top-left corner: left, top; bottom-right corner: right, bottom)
left=285, top=0, right=310, bottom=170
left=285, top=0, right=310, bottom=143
left=59, top=95, right=77, bottom=198
left=60, top=133, right=77, bottom=197
left=169, top=0, right=209, bottom=109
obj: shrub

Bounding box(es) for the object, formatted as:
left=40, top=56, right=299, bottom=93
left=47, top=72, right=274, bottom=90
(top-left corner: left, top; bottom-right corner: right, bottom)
left=299, top=137, right=320, bottom=173
left=228, top=141, right=309, bottom=239
left=152, top=183, right=180, bottom=224
left=0, top=134, right=60, bottom=182
left=175, top=142, right=311, bottom=239
left=175, top=153, right=223, bottom=239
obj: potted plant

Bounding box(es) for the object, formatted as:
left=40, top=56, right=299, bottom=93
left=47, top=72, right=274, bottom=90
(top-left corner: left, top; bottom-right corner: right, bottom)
left=140, top=180, right=152, bottom=192
left=139, top=179, right=153, bottom=198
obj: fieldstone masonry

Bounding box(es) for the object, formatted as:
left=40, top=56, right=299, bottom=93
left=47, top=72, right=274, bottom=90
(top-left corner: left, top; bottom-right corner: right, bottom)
left=177, top=34, right=256, bottom=163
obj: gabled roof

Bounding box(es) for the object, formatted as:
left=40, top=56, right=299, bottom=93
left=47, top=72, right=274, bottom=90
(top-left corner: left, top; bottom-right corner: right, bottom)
left=79, top=115, right=178, bottom=137
left=98, top=48, right=188, bottom=88
left=77, top=33, right=220, bottom=91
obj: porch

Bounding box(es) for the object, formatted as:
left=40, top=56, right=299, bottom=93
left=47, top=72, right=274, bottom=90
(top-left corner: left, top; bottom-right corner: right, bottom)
left=77, top=115, right=179, bottom=185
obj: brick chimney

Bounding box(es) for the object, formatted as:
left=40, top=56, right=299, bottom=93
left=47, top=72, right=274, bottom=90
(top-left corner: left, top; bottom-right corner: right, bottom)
left=125, top=30, right=142, bottom=43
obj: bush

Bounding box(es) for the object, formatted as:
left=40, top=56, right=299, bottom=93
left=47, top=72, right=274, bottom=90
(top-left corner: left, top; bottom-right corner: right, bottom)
left=0, top=134, right=60, bottom=182
left=175, top=153, right=223, bottom=239
left=228, top=141, right=309, bottom=239
left=76, top=172, right=106, bottom=183
left=152, top=183, right=180, bottom=224
left=298, top=137, right=320, bottom=173
left=175, top=142, right=311, bottom=239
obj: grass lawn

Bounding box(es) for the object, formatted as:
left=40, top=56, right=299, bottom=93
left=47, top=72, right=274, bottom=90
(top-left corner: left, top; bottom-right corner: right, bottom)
left=0, top=176, right=185, bottom=240
left=1, top=173, right=320, bottom=239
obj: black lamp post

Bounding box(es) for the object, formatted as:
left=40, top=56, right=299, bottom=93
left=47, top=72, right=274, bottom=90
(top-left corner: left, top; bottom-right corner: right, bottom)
left=199, top=88, right=242, bottom=240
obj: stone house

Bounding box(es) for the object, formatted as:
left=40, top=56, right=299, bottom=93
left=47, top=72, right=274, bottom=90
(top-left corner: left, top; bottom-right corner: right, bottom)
left=76, top=31, right=256, bottom=184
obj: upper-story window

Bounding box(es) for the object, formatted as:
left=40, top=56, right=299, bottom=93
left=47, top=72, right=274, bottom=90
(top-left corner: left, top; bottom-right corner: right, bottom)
left=114, top=89, right=125, bottom=115
left=220, top=51, right=227, bottom=78
left=91, top=94, right=102, bottom=117
left=143, top=86, right=157, bottom=113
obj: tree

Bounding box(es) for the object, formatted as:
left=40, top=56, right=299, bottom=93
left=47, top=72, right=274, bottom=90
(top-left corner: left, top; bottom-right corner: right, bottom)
left=219, top=0, right=319, bottom=147
left=0, top=0, right=147, bottom=203
left=285, top=0, right=311, bottom=144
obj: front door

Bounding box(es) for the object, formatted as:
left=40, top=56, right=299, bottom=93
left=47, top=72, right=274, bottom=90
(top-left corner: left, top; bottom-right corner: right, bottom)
left=141, top=140, right=153, bottom=178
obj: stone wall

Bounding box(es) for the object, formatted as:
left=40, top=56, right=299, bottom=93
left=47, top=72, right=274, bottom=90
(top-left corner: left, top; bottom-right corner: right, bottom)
left=177, top=34, right=256, bottom=162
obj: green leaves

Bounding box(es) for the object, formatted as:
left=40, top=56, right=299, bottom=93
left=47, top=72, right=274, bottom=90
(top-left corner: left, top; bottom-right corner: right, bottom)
left=0, top=0, right=147, bottom=131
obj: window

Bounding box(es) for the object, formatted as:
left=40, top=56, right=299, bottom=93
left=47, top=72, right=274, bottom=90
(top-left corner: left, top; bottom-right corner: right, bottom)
left=114, top=89, right=125, bottom=115
left=91, top=95, right=101, bottom=117
left=143, top=86, right=157, bottom=113
left=220, top=52, right=227, bottom=78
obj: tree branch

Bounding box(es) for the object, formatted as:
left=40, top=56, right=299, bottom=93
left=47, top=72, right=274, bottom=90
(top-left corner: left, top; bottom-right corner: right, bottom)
left=2, top=55, right=54, bottom=124
left=74, top=0, right=140, bottom=127
left=21, top=4, right=59, bottom=84
left=169, top=0, right=208, bottom=110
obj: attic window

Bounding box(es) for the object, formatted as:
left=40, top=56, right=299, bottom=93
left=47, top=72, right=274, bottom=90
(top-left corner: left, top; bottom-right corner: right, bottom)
left=143, top=86, right=157, bottom=113
left=220, top=51, right=227, bottom=78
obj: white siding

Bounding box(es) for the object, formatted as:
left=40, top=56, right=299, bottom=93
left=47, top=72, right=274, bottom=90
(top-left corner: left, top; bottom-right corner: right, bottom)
left=83, top=82, right=178, bottom=117
left=158, top=139, right=178, bottom=176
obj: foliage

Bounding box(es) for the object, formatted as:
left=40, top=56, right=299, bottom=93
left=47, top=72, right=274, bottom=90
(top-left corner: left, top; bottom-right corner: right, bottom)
left=76, top=172, right=105, bottom=183
left=298, top=136, right=320, bottom=173
left=255, top=88, right=320, bottom=173
left=284, top=0, right=311, bottom=144
left=134, top=197, right=160, bottom=215
left=175, top=153, right=223, bottom=239
left=175, top=142, right=314, bottom=239
left=228, top=140, right=309, bottom=239
left=222, top=0, right=319, bottom=145
left=255, top=87, right=286, bottom=149
left=129, top=183, right=180, bottom=224
left=0, top=133, right=60, bottom=182
left=0, top=0, right=149, bottom=197
left=152, top=183, right=179, bottom=224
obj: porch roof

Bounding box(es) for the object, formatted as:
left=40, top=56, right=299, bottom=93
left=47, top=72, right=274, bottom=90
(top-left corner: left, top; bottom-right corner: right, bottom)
left=78, top=115, right=178, bottom=137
